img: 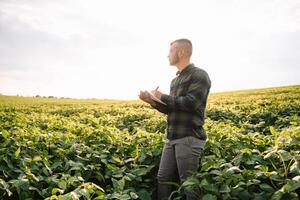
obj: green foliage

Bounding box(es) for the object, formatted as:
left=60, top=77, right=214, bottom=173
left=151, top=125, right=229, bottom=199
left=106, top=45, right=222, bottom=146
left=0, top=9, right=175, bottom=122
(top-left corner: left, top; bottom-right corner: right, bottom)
left=0, top=85, right=299, bottom=199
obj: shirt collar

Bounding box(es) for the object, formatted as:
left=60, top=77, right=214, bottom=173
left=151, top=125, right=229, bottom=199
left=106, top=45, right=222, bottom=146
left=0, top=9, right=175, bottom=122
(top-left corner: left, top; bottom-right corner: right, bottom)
left=176, top=63, right=194, bottom=76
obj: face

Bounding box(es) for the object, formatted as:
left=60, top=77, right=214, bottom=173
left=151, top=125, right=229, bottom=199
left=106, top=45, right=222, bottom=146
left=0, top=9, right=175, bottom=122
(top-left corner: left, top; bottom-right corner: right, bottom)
left=168, top=42, right=180, bottom=66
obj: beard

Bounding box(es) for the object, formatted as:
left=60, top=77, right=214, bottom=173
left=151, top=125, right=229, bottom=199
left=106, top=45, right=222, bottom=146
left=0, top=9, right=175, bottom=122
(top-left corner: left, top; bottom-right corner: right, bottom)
left=169, top=53, right=179, bottom=66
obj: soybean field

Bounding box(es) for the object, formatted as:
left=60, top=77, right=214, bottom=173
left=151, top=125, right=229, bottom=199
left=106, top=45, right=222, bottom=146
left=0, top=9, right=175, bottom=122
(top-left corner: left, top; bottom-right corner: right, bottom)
left=0, top=85, right=299, bottom=200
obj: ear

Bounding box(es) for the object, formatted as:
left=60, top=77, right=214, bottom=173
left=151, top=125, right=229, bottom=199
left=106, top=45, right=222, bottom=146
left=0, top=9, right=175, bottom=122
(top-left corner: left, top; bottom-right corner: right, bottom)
left=177, top=49, right=185, bottom=58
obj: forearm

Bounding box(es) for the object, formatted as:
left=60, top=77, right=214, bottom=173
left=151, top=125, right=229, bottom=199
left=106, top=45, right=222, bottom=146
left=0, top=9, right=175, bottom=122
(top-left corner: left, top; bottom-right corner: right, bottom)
left=161, top=93, right=199, bottom=112
left=151, top=101, right=169, bottom=114
left=160, top=76, right=210, bottom=112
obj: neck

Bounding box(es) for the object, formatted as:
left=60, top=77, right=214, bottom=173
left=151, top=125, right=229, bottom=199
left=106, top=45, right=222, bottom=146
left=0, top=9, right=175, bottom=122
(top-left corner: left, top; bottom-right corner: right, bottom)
left=176, top=59, right=191, bottom=72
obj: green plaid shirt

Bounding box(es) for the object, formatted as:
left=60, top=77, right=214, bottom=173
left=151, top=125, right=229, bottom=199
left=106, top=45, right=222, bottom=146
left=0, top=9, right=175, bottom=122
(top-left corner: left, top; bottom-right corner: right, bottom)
left=153, top=64, right=211, bottom=140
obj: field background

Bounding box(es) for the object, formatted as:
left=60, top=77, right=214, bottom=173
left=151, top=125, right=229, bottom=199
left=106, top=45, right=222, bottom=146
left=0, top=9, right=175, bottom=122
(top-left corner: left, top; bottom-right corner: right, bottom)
left=0, top=85, right=299, bottom=200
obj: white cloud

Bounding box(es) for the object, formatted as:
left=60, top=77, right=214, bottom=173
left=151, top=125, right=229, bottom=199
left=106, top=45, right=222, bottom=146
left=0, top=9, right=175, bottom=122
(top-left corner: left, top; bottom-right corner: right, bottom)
left=0, top=0, right=299, bottom=99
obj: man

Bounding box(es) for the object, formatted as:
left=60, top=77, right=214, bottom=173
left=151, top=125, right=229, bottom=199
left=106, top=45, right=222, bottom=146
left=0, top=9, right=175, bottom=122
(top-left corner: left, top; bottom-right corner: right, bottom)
left=139, top=39, right=211, bottom=200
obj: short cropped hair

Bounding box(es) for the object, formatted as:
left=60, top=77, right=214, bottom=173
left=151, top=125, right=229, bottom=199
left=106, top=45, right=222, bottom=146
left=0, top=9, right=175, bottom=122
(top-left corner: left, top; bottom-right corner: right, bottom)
left=171, top=39, right=193, bottom=58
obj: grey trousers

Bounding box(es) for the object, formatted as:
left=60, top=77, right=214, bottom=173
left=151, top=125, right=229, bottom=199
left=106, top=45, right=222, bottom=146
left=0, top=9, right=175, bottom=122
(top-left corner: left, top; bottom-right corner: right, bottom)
left=157, top=136, right=205, bottom=200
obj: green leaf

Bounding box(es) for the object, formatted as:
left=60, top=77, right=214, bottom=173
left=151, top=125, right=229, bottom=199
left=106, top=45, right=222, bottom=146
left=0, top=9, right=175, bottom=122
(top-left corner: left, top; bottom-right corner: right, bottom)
left=201, top=159, right=216, bottom=171
left=270, top=126, right=277, bottom=136
left=77, top=188, right=90, bottom=199
left=58, top=180, right=67, bottom=190
left=112, top=178, right=125, bottom=192
left=290, top=161, right=300, bottom=174
left=0, top=178, right=12, bottom=196
left=236, top=189, right=252, bottom=200
left=129, top=192, right=139, bottom=199
left=255, top=165, right=269, bottom=172
left=111, top=156, right=122, bottom=163
left=63, top=192, right=78, bottom=200
left=132, top=167, right=150, bottom=177
left=202, top=194, right=217, bottom=200
left=15, top=147, right=21, bottom=157
left=182, top=177, right=199, bottom=188
left=32, top=156, right=42, bottom=162
left=209, top=170, right=222, bottom=176
left=137, top=189, right=151, bottom=200
left=253, top=192, right=271, bottom=200
left=226, top=166, right=242, bottom=174
left=282, top=179, right=300, bottom=193
left=200, top=179, right=218, bottom=193
left=220, top=185, right=230, bottom=193
left=259, top=183, right=275, bottom=192
left=277, top=150, right=292, bottom=161
left=271, top=190, right=283, bottom=200
left=0, top=130, right=9, bottom=139
left=240, top=148, right=252, bottom=155
left=119, top=193, right=131, bottom=200
left=51, top=188, right=65, bottom=195
left=269, top=172, right=284, bottom=182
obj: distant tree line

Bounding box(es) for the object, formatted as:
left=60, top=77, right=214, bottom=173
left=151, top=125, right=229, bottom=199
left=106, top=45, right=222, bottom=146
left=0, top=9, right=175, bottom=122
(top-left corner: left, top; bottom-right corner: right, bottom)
left=35, top=95, right=70, bottom=99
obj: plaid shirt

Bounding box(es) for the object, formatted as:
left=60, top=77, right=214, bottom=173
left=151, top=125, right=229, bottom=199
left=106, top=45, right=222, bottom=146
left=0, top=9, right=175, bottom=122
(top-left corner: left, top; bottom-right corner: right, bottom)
left=153, top=64, right=211, bottom=140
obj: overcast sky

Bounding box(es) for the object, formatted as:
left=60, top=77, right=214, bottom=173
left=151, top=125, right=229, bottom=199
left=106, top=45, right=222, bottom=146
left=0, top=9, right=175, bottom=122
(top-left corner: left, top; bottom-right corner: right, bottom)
left=0, top=0, right=299, bottom=99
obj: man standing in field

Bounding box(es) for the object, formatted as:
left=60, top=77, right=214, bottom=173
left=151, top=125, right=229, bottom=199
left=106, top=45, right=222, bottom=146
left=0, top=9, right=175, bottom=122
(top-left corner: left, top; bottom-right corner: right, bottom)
left=139, top=39, right=211, bottom=200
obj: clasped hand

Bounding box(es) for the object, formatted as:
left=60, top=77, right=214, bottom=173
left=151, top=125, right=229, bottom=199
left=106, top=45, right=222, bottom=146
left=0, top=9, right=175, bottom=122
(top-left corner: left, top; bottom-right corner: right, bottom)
left=139, top=87, right=162, bottom=106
